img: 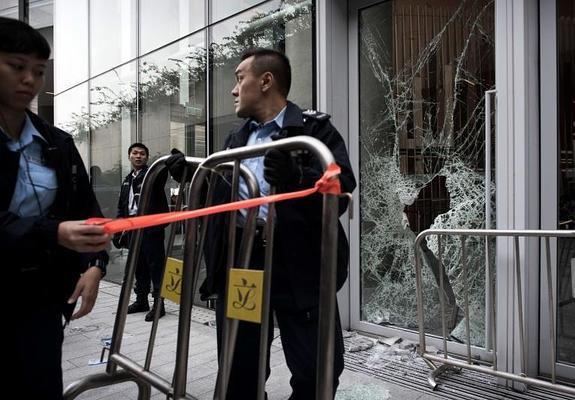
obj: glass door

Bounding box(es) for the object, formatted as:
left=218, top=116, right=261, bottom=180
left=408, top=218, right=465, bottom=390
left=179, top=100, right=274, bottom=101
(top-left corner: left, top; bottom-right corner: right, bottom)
left=349, top=0, right=495, bottom=351
left=540, top=0, right=575, bottom=382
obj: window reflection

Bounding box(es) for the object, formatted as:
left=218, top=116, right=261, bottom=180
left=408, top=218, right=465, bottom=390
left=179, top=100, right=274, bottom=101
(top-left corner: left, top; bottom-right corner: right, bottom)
left=89, top=63, right=138, bottom=218
left=140, top=33, right=207, bottom=158
left=54, top=84, right=89, bottom=164
left=209, top=0, right=314, bottom=152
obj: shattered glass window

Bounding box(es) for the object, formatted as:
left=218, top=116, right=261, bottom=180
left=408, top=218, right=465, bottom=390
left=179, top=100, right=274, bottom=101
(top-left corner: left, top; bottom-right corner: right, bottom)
left=358, top=0, right=495, bottom=346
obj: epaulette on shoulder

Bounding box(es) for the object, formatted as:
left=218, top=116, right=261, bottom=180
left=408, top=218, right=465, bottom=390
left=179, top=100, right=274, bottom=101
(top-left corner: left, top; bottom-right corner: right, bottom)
left=302, top=109, right=331, bottom=122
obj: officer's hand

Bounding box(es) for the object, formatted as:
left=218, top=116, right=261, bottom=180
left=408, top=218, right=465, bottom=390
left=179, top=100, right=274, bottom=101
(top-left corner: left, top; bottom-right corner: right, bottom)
left=263, top=148, right=299, bottom=187
left=58, top=221, right=110, bottom=252
left=166, top=148, right=190, bottom=183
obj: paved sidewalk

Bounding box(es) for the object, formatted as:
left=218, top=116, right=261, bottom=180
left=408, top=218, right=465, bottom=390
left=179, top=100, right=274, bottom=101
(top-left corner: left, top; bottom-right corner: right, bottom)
left=62, top=281, right=439, bottom=400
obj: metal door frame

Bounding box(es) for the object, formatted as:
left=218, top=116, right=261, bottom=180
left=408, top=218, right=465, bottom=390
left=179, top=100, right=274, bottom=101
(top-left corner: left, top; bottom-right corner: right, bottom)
left=348, top=0, right=422, bottom=340
left=539, top=0, right=575, bottom=381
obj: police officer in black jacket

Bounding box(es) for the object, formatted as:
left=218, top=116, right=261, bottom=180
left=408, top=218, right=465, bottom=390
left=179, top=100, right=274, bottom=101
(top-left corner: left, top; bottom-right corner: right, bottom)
left=113, top=142, right=169, bottom=321
left=168, top=48, right=356, bottom=399
left=0, top=17, right=110, bottom=400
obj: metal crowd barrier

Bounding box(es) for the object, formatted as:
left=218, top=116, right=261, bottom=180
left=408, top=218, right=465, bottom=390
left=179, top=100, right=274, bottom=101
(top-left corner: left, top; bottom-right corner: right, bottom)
left=65, top=135, right=343, bottom=400
left=178, top=136, right=343, bottom=400
left=64, top=155, right=260, bottom=399
left=414, top=228, right=575, bottom=396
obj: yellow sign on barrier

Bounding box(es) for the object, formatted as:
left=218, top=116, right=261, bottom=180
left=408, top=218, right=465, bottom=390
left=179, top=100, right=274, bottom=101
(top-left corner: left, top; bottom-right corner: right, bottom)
left=226, top=268, right=264, bottom=324
left=161, top=257, right=183, bottom=304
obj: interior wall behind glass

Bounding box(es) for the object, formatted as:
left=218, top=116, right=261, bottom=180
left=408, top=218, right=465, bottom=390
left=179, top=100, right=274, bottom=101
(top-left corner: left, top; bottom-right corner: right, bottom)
left=139, top=0, right=204, bottom=55
left=90, top=0, right=137, bottom=77
left=209, top=0, right=314, bottom=153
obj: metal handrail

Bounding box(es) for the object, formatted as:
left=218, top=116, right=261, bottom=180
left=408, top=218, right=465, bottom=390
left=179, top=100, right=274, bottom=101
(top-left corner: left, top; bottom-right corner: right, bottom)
left=414, top=228, right=575, bottom=396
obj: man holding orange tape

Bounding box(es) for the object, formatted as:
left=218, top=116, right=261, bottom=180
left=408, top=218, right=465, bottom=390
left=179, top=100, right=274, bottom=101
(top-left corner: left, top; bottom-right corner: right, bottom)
left=168, top=48, right=356, bottom=399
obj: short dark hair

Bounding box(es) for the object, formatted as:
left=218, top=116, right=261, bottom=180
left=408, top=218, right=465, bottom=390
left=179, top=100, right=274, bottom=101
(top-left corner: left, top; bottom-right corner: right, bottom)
left=241, top=48, right=291, bottom=97
left=0, top=17, right=51, bottom=59
left=128, top=143, right=149, bottom=157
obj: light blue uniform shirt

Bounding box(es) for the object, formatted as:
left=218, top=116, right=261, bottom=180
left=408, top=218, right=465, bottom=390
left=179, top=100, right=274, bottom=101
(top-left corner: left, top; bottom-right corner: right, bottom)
left=3, top=115, right=58, bottom=217
left=238, top=106, right=286, bottom=222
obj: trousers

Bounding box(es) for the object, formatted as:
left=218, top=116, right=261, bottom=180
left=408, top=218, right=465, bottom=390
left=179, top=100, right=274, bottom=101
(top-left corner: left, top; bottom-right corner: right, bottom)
left=17, top=304, right=65, bottom=399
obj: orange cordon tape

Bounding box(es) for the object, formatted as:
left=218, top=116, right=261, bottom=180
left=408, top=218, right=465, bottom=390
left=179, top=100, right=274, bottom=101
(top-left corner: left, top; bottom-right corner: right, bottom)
left=85, top=163, right=342, bottom=235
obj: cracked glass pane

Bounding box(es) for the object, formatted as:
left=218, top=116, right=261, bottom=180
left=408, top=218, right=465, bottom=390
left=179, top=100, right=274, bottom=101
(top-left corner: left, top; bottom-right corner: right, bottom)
left=358, top=0, right=495, bottom=346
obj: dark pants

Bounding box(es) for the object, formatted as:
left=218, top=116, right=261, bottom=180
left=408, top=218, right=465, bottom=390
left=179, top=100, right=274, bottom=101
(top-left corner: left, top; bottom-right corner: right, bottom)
left=131, top=230, right=165, bottom=300
left=17, top=305, right=64, bottom=400
left=216, top=300, right=344, bottom=399
left=215, top=228, right=344, bottom=399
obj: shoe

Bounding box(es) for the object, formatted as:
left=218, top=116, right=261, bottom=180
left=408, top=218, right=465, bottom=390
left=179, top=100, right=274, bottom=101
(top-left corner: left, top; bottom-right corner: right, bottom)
left=145, top=299, right=165, bottom=322
left=127, top=300, right=150, bottom=314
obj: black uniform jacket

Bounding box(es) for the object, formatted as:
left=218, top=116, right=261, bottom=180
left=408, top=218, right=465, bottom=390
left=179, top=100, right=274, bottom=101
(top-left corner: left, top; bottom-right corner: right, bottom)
left=202, top=101, right=357, bottom=310
left=113, top=164, right=169, bottom=249
left=0, top=111, right=108, bottom=319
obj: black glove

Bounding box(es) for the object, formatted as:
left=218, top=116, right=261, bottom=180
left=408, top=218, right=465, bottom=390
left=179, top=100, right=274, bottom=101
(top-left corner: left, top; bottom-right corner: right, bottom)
left=263, top=148, right=299, bottom=187
left=165, top=148, right=190, bottom=183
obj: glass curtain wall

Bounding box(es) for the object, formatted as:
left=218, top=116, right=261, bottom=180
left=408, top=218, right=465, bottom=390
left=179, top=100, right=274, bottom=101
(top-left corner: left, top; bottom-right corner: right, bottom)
left=557, top=0, right=575, bottom=366
left=358, top=0, right=495, bottom=346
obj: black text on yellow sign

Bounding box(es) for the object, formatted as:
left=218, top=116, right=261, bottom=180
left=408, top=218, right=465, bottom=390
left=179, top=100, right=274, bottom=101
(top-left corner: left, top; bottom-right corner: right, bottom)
left=160, top=257, right=183, bottom=305
left=226, top=268, right=264, bottom=324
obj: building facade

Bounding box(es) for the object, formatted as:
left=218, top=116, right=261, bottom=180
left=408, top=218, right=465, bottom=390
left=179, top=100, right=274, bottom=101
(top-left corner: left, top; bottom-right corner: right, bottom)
left=2, top=0, right=573, bottom=384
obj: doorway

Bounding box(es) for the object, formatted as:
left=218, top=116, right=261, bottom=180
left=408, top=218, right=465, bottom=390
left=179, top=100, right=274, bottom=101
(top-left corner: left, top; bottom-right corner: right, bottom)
left=348, top=0, right=496, bottom=351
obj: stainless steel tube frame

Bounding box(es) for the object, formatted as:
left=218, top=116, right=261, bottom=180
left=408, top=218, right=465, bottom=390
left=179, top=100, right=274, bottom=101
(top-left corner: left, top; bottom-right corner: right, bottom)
left=173, top=136, right=340, bottom=400
left=414, top=228, right=575, bottom=396
left=173, top=159, right=260, bottom=400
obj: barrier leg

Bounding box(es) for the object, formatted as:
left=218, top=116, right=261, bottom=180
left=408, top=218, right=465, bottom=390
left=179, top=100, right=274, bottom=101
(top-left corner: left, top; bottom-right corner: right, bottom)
left=64, top=370, right=151, bottom=400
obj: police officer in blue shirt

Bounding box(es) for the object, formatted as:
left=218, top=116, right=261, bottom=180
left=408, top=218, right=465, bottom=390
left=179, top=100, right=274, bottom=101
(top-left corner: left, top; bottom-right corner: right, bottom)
left=0, top=17, right=110, bottom=399
left=168, top=48, right=356, bottom=399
